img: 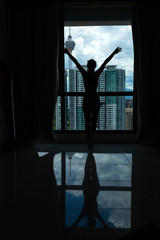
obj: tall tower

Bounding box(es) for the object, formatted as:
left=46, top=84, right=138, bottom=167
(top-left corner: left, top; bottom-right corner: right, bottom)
left=64, top=27, right=76, bottom=130
left=64, top=27, right=76, bottom=69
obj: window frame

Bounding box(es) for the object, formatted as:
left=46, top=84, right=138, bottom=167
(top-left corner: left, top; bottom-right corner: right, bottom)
left=55, top=3, right=137, bottom=135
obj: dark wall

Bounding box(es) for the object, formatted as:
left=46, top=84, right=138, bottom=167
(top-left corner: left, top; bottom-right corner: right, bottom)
left=0, top=0, right=14, bottom=146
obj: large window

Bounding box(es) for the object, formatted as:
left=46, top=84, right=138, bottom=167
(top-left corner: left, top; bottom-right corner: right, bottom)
left=53, top=3, right=136, bottom=133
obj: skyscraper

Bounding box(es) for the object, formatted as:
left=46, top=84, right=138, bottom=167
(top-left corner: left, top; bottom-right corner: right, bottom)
left=55, top=96, right=61, bottom=130
left=98, top=65, right=126, bottom=130
left=125, top=98, right=133, bottom=130
left=68, top=69, right=77, bottom=130
left=64, top=28, right=77, bottom=130
left=76, top=68, right=85, bottom=130
left=64, top=27, right=76, bottom=69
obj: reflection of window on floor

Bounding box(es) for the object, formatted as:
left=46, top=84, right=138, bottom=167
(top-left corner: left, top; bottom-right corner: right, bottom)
left=50, top=151, right=132, bottom=229
left=53, top=24, right=135, bottom=132
left=65, top=152, right=132, bottom=187
left=65, top=190, right=131, bottom=229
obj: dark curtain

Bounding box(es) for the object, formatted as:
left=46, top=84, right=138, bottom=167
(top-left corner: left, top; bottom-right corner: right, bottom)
left=132, top=3, right=160, bottom=144
left=9, top=3, right=61, bottom=142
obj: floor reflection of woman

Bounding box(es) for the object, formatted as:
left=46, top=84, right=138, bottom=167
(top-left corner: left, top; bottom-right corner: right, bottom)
left=70, top=151, right=115, bottom=239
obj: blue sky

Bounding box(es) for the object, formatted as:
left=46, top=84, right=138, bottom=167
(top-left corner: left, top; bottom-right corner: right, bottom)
left=64, top=26, right=134, bottom=91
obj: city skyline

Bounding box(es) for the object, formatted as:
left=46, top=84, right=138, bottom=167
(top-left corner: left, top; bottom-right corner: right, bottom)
left=54, top=67, right=133, bottom=131
left=65, top=66, right=127, bottom=131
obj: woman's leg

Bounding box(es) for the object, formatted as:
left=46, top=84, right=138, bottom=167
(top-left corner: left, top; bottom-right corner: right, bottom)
left=83, top=107, right=92, bottom=148
left=91, top=106, right=100, bottom=141
left=84, top=109, right=90, bottom=137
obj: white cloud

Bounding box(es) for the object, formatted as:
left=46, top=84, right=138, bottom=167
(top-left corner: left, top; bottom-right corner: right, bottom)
left=64, top=25, right=134, bottom=89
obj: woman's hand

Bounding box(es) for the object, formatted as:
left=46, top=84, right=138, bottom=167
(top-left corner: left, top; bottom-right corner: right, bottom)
left=114, top=47, right=122, bottom=55
left=64, top=47, right=69, bottom=54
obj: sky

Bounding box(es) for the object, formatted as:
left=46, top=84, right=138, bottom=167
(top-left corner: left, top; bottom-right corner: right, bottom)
left=64, top=26, right=134, bottom=91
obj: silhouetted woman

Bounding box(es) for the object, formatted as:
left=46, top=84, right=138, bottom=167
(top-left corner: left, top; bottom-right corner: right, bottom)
left=64, top=47, right=121, bottom=148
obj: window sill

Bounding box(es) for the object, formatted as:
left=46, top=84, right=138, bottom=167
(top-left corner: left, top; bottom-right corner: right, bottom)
left=55, top=132, right=137, bottom=144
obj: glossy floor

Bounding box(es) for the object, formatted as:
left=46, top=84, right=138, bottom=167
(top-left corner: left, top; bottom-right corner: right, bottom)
left=1, top=143, right=160, bottom=239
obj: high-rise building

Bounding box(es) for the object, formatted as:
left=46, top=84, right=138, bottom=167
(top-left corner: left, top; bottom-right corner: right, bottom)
left=76, top=67, right=85, bottom=130
left=64, top=27, right=76, bottom=69
left=55, top=96, right=61, bottom=130
left=98, top=65, right=126, bottom=130
left=64, top=28, right=77, bottom=130
left=125, top=98, right=133, bottom=130
left=125, top=108, right=133, bottom=130
left=68, top=69, right=77, bottom=130
left=66, top=69, right=85, bottom=130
